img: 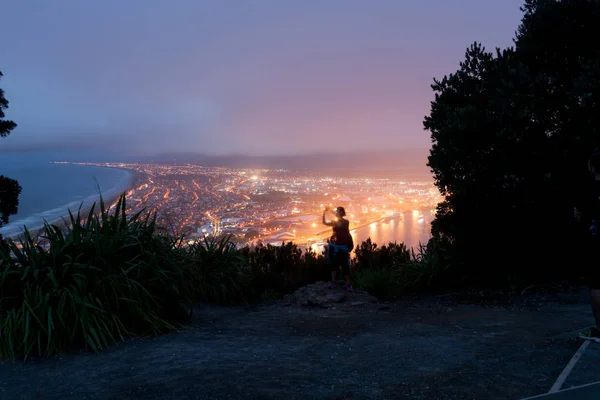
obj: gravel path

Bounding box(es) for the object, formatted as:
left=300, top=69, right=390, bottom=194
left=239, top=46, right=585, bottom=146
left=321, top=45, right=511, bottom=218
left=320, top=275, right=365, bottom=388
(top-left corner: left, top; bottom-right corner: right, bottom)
left=0, top=294, right=594, bottom=400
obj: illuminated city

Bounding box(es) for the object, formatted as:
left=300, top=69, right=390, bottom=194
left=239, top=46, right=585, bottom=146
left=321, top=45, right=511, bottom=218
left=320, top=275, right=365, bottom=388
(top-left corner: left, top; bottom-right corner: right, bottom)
left=63, top=162, right=442, bottom=249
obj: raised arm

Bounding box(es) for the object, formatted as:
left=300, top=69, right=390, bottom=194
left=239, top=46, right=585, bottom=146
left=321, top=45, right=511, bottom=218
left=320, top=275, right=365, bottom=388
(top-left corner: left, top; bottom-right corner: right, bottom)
left=322, top=210, right=334, bottom=226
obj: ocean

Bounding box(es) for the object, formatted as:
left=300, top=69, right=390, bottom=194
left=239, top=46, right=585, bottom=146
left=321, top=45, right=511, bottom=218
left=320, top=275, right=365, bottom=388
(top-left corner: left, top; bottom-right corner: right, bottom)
left=0, top=152, right=133, bottom=237
left=350, top=210, right=434, bottom=250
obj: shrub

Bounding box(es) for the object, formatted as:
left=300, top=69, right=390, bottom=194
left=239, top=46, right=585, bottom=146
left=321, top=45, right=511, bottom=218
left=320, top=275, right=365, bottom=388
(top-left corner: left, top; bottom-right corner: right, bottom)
left=398, top=239, right=453, bottom=294
left=301, top=247, right=330, bottom=284
left=184, top=235, right=251, bottom=304
left=241, top=242, right=329, bottom=297
left=0, top=194, right=191, bottom=360
left=352, top=268, right=400, bottom=300
left=351, top=237, right=451, bottom=299
left=354, top=238, right=411, bottom=270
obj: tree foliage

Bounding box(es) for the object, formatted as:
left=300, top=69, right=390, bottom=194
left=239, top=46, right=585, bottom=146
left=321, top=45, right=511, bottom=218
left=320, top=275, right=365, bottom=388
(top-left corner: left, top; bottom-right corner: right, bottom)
left=0, top=71, right=21, bottom=234
left=0, top=73, right=17, bottom=138
left=424, top=0, right=600, bottom=287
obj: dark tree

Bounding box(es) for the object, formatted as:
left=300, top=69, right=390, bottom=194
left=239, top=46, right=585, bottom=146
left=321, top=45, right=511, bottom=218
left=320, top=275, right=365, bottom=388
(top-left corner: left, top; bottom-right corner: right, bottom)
left=514, top=0, right=600, bottom=162
left=424, top=0, right=600, bottom=288
left=0, top=71, right=22, bottom=234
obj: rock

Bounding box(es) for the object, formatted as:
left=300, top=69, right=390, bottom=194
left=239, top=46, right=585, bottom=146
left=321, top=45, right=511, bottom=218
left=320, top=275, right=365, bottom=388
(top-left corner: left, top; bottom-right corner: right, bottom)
left=286, top=281, right=378, bottom=309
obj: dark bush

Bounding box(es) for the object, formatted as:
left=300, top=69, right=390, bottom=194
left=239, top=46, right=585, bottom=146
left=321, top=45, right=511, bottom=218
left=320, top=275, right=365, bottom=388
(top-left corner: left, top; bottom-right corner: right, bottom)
left=184, top=235, right=251, bottom=305
left=241, top=242, right=329, bottom=298
left=0, top=194, right=190, bottom=360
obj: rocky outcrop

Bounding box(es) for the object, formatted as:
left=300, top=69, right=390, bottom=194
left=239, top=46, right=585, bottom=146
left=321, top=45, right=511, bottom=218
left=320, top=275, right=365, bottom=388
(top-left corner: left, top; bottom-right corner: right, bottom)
left=283, top=281, right=378, bottom=308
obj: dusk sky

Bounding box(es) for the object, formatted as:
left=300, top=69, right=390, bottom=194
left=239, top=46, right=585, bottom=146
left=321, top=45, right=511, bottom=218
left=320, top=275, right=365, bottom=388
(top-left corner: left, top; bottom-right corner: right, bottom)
left=1, top=0, right=524, bottom=156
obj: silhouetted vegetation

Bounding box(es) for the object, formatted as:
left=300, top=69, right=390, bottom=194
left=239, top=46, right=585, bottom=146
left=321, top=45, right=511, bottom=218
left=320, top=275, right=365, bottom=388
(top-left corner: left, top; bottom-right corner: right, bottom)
left=424, top=0, right=600, bottom=289
left=0, top=195, right=195, bottom=360
left=241, top=241, right=330, bottom=298
left=0, top=71, right=22, bottom=236
left=352, top=238, right=453, bottom=300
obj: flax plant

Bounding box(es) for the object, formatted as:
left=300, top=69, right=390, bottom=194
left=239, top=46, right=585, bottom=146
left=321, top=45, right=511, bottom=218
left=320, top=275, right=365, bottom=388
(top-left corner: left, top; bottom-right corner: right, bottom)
left=0, top=194, right=191, bottom=360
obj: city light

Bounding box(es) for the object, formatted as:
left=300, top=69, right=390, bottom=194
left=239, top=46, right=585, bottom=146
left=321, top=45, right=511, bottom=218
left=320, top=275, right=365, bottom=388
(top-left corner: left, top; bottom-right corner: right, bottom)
left=63, top=162, right=441, bottom=247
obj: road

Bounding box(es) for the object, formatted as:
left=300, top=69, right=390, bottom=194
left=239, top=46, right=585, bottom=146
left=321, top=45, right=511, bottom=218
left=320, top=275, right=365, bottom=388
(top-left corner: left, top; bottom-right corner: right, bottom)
left=0, top=292, right=595, bottom=400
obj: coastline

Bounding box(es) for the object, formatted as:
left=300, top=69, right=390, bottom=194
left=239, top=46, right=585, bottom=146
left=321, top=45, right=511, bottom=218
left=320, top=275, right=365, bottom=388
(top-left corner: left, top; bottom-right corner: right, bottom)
left=0, top=166, right=139, bottom=241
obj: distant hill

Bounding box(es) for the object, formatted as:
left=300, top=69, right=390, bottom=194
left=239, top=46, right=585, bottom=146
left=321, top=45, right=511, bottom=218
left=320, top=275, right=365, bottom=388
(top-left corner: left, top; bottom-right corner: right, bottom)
left=132, top=149, right=431, bottom=173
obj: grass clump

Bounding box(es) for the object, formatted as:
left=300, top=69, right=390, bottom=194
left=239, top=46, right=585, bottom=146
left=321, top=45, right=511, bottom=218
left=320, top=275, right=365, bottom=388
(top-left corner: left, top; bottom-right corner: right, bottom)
left=183, top=235, right=251, bottom=305
left=241, top=241, right=330, bottom=298
left=351, top=238, right=452, bottom=300
left=0, top=194, right=190, bottom=360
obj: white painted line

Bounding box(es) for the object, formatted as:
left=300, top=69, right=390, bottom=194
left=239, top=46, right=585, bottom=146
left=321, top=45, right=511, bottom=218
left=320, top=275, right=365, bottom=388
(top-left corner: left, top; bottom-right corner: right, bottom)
left=522, top=381, right=600, bottom=399
left=548, top=340, right=590, bottom=393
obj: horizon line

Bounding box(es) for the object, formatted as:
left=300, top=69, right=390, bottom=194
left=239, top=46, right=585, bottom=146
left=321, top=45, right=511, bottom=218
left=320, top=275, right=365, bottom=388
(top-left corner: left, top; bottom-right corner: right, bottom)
left=0, top=147, right=431, bottom=158
left=144, top=147, right=431, bottom=158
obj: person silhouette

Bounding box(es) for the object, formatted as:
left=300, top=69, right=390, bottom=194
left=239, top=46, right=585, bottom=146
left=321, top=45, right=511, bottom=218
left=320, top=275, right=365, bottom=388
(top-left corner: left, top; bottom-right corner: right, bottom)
left=322, top=206, right=354, bottom=292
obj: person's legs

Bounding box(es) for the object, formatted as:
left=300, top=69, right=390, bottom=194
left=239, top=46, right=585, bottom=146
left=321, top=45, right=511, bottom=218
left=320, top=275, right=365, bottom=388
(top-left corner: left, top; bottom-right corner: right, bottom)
left=329, top=268, right=337, bottom=287
left=328, top=250, right=351, bottom=290
left=327, top=243, right=337, bottom=288
left=341, top=251, right=353, bottom=292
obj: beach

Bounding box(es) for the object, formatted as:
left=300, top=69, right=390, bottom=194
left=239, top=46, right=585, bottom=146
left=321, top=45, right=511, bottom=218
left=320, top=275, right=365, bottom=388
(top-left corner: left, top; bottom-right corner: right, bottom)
left=0, top=165, right=138, bottom=240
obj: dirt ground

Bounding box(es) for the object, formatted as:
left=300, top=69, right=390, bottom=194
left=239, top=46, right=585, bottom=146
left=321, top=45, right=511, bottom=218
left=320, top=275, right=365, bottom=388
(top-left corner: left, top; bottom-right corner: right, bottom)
left=0, top=290, right=596, bottom=400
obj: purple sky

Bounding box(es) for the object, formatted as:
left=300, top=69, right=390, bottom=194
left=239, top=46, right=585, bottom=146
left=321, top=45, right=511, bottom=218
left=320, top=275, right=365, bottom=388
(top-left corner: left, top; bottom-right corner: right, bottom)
left=1, top=0, right=524, bottom=156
